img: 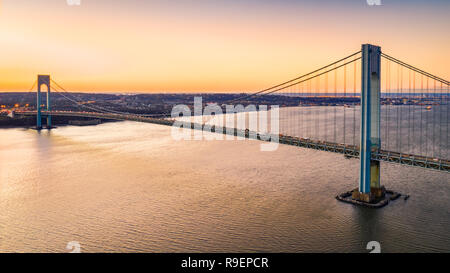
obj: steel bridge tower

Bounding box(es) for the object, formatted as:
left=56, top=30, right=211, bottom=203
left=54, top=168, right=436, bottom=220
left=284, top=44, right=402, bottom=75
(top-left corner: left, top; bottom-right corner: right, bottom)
left=353, top=44, right=384, bottom=202
left=36, top=75, right=52, bottom=129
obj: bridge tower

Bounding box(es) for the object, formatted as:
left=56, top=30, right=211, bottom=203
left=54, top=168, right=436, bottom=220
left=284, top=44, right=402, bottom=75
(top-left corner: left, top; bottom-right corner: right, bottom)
left=36, top=75, right=51, bottom=129
left=352, top=44, right=384, bottom=202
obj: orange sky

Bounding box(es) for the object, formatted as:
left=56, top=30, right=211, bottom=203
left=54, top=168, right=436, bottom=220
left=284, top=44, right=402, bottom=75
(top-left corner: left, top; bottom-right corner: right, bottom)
left=1, top=0, right=449, bottom=93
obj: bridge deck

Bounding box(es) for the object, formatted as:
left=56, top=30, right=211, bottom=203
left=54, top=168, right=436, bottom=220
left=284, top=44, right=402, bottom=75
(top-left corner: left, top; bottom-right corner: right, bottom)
left=16, top=110, right=450, bottom=173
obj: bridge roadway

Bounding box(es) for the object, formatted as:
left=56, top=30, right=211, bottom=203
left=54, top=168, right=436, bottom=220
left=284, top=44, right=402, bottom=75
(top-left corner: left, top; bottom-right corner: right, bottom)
left=16, top=110, right=450, bottom=172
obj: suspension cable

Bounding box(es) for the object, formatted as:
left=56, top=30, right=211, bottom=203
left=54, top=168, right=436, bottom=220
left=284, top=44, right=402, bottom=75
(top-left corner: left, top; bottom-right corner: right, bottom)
left=381, top=53, right=450, bottom=86
left=260, top=57, right=361, bottom=96
left=225, top=50, right=362, bottom=103
left=28, top=80, right=37, bottom=92
left=50, top=84, right=130, bottom=115
left=51, top=79, right=168, bottom=117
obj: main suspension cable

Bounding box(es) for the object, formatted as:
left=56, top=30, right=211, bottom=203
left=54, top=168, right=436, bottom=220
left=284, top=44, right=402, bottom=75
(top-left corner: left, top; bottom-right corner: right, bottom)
left=225, top=50, right=362, bottom=103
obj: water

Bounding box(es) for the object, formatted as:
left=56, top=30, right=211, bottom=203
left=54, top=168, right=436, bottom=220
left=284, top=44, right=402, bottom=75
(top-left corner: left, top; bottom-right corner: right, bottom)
left=0, top=110, right=449, bottom=252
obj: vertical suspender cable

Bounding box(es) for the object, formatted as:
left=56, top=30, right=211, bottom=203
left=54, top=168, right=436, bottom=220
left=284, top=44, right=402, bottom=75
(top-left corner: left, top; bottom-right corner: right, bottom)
left=325, top=73, right=329, bottom=142
left=308, top=79, right=312, bottom=139
left=420, top=75, right=423, bottom=155
left=412, top=71, right=416, bottom=154
left=398, top=65, right=402, bottom=154
left=445, top=84, right=450, bottom=158
left=301, top=82, right=304, bottom=138
left=353, top=59, right=357, bottom=146
left=433, top=80, right=436, bottom=158
left=386, top=60, right=390, bottom=149
left=343, top=64, right=347, bottom=145
left=425, top=77, right=430, bottom=157
left=406, top=69, right=409, bottom=154
left=439, top=82, right=443, bottom=158
left=384, top=59, right=388, bottom=150
left=334, top=66, right=337, bottom=144
left=316, top=77, right=320, bottom=140
left=408, top=70, right=411, bottom=153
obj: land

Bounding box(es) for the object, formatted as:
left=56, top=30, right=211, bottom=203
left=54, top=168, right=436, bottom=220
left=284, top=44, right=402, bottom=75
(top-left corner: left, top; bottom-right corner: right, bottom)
left=0, top=92, right=445, bottom=128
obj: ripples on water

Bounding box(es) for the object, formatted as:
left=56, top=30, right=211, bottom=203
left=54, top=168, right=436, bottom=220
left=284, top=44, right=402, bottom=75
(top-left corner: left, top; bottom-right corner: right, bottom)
left=0, top=107, right=449, bottom=252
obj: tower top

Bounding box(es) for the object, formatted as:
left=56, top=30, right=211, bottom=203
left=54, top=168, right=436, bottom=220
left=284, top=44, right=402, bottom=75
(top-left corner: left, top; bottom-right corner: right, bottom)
left=38, top=75, right=50, bottom=85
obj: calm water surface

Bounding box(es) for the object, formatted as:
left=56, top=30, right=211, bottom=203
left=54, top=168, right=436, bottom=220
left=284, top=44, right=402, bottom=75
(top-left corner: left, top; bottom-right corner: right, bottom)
left=0, top=115, right=449, bottom=252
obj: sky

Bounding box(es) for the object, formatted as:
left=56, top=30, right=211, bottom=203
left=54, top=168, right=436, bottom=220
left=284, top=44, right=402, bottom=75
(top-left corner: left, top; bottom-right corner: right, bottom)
left=0, top=0, right=449, bottom=93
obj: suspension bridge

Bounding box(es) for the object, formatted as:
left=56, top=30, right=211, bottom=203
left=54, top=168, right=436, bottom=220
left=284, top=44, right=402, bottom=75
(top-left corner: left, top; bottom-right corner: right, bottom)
left=13, top=44, right=449, bottom=206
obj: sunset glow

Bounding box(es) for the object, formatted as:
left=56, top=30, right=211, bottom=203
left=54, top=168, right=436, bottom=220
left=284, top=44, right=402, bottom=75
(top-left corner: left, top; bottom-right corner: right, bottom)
left=1, top=0, right=449, bottom=92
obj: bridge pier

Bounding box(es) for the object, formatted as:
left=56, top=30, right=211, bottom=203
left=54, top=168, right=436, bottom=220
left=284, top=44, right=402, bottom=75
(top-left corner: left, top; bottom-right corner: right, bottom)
left=36, top=75, right=52, bottom=130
